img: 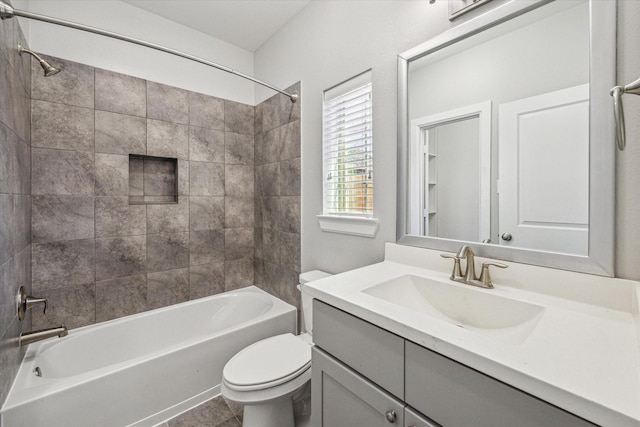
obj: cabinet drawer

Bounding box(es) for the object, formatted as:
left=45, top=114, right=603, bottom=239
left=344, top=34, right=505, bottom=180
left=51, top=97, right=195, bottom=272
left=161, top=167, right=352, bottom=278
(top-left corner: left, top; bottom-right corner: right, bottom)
left=313, top=300, right=405, bottom=398
left=405, top=341, right=596, bottom=427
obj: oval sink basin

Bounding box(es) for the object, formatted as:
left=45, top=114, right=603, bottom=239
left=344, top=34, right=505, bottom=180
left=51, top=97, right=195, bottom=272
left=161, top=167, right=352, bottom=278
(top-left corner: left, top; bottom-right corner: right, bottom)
left=363, top=275, right=545, bottom=343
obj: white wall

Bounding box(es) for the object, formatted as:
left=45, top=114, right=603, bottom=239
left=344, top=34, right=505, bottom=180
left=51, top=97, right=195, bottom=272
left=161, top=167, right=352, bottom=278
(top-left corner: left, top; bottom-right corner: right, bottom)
left=13, top=0, right=255, bottom=104
left=255, top=1, right=454, bottom=274
left=255, top=0, right=640, bottom=280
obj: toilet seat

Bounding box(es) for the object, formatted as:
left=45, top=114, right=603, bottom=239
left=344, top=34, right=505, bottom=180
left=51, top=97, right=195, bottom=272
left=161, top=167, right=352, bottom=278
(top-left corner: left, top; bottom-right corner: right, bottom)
left=223, top=333, right=311, bottom=392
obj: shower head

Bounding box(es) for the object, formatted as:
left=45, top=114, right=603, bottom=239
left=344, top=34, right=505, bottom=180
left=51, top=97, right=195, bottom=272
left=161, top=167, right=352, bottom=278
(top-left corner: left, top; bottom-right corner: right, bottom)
left=17, top=45, right=61, bottom=77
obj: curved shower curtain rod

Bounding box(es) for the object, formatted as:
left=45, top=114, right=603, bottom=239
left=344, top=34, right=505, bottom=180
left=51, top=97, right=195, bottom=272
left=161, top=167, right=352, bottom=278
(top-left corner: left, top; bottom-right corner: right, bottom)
left=0, top=0, right=298, bottom=103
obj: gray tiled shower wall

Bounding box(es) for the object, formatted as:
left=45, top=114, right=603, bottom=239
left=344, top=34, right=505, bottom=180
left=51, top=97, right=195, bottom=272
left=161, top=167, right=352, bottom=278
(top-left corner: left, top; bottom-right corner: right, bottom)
left=0, top=18, right=32, bottom=408
left=28, top=53, right=302, bottom=331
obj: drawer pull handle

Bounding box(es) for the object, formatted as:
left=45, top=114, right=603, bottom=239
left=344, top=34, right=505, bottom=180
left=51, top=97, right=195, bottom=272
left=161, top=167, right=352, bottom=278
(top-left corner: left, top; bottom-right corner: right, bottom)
left=385, top=409, right=397, bottom=423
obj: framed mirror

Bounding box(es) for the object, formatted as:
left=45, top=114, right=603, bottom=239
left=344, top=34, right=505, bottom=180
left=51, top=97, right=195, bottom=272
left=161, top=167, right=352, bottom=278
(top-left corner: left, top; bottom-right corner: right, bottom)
left=397, top=0, right=616, bottom=276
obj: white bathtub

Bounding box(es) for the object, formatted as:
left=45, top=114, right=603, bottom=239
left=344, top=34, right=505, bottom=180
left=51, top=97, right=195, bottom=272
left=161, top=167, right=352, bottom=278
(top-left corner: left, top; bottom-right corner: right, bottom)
left=1, top=286, right=296, bottom=427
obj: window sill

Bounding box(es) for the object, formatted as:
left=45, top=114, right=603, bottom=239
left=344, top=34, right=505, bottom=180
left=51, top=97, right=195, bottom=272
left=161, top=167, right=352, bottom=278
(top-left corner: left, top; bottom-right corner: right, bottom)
left=317, top=215, right=379, bottom=238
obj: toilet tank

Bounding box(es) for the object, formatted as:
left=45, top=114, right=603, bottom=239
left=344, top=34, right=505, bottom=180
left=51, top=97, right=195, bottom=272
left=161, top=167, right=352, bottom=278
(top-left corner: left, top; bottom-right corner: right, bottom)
left=298, top=270, right=332, bottom=335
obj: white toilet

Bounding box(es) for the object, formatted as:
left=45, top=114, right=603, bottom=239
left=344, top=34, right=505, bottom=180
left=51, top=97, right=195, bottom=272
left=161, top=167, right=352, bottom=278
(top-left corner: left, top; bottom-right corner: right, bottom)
left=221, top=271, right=332, bottom=427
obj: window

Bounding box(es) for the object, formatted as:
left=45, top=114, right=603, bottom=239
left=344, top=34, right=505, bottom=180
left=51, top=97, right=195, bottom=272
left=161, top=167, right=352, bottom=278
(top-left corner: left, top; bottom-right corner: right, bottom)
left=323, top=71, right=373, bottom=216
left=319, top=70, right=378, bottom=237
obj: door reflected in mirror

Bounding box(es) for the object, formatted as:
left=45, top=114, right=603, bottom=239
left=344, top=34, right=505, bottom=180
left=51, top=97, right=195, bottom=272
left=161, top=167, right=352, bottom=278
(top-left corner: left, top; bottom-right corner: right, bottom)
left=407, top=0, right=589, bottom=255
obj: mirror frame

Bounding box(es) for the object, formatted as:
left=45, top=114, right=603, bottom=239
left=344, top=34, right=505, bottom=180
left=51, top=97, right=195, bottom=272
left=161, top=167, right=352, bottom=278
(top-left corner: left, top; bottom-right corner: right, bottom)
left=397, top=0, right=616, bottom=276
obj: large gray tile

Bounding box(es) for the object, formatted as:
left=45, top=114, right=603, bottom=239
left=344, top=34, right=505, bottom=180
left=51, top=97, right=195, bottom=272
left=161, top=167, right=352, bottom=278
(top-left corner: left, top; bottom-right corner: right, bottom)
left=0, top=194, right=14, bottom=265
left=262, top=127, right=281, bottom=164
left=189, top=262, right=224, bottom=299
left=96, top=274, right=147, bottom=322
left=14, top=138, right=29, bottom=195
left=0, top=125, right=29, bottom=195
left=95, top=68, right=146, bottom=117
left=12, top=194, right=30, bottom=253
left=190, top=229, right=224, bottom=266
left=95, top=236, right=146, bottom=281
left=32, top=195, right=94, bottom=243
left=261, top=196, right=281, bottom=230
left=147, top=81, right=189, bottom=124
left=31, top=54, right=94, bottom=108
left=225, top=132, right=254, bottom=166
left=0, top=122, right=17, bottom=194
left=31, top=100, right=94, bottom=151
left=225, top=228, right=254, bottom=261
left=95, top=110, right=146, bottom=155
left=254, top=102, right=263, bottom=136
left=254, top=133, right=263, bottom=166
left=225, top=197, right=254, bottom=228
left=254, top=227, right=263, bottom=260
left=96, top=197, right=146, bottom=238
left=190, top=162, right=224, bottom=196
left=190, top=127, right=224, bottom=163
left=189, top=91, right=224, bottom=130
left=280, top=158, right=301, bottom=196
left=263, top=261, right=285, bottom=299
left=147, top=268, right=189, bottom=310
left=31, top=283, right=95, bottom=330
left=147, top=119, right=189, bottom=160
left=262, top=228, right=281, bottom=265
left=32, top=239, right=95, bottom=291
left=147, top=202, right=189, bottom=234
left=0, top=52, right=29, bottom=141
left=280, top=120, right=301, bottom=161
left=279, top=231, right=301, bottom=272
left=224, top=258, right=254, bottom=291
left=225, top=165, right=254, bottom=197
left=147, top=232, right=189, bottom=272
left=32, top=148, right=94, bottom=196
left=280, top=196, right=301, bottom=234
left=262, top=86, right=300, bottom=132
left=189, top=196, right=224, bottom=231
left=262, top=162, right=280, bottom=196
left=95, top=153, right=129, bottom=196
left=224, top=100, right=254, bottom=135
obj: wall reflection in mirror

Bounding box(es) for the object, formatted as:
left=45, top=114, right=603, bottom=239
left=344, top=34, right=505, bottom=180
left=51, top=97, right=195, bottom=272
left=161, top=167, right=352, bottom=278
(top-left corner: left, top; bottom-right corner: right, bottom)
left=407, top=0, right=589, bottom=256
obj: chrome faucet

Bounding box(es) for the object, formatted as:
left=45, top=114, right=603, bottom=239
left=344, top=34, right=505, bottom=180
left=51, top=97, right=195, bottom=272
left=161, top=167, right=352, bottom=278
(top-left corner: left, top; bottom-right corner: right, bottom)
left=19, top=325, right=68, bottom=347
left=441, top=245, right=508, bottom=289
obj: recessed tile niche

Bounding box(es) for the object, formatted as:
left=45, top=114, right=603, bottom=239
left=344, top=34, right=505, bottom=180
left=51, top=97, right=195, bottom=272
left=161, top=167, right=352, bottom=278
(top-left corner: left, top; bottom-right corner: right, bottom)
left=129, top=154, right=178, bottom=204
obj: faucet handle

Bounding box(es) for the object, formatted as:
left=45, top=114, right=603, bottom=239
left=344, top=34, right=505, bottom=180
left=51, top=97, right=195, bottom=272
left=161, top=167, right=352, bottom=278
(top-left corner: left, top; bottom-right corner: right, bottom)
left=440, top=254, right=463, bottom=279
left=479, top=262, right=508, bottom=288
left=17, top=286, right=48, bottom=321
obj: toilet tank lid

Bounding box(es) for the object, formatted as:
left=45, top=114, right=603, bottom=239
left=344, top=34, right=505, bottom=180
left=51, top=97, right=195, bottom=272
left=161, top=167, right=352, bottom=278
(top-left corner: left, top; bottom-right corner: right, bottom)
left=299, top=270, right=332, bottom=284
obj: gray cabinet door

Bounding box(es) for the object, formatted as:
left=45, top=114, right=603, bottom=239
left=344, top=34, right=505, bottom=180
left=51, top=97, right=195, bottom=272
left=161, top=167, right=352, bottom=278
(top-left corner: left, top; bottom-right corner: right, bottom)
left=312, top=347, right=405, bottom=427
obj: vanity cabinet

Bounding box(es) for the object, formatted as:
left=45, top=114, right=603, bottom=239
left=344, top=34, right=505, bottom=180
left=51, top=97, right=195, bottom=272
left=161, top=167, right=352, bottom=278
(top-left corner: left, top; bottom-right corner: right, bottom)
left=312, top=300, right=595, bottom=427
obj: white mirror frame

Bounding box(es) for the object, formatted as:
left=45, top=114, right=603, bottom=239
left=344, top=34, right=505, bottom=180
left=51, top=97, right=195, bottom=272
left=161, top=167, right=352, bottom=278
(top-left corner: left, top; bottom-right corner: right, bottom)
left=397, top=0, right=616, bottom=276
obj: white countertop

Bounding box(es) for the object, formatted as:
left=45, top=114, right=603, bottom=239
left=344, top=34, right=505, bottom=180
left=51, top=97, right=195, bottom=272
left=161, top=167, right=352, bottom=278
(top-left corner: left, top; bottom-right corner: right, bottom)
left=304, top=243, right=640, bottom=427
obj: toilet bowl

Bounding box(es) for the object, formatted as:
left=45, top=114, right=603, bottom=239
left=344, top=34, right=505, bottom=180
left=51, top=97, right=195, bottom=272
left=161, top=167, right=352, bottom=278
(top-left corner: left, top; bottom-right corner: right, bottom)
left=221, top=271, right=331, bottom=427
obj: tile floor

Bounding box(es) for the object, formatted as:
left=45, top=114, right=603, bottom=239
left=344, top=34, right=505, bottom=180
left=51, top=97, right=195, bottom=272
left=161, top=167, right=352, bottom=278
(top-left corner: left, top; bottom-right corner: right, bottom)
left=156, top=396, right=243, bottom=427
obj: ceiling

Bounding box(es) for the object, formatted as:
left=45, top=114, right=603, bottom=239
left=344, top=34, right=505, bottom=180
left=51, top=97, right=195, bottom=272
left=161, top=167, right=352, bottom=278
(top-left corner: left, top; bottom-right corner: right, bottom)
left=122, top=0, right=311, bottom=52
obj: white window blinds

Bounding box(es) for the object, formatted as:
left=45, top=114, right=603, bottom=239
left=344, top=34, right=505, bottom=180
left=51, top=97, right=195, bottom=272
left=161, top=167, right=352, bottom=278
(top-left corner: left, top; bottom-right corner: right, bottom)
left=323, top=71, right=373, bottom=217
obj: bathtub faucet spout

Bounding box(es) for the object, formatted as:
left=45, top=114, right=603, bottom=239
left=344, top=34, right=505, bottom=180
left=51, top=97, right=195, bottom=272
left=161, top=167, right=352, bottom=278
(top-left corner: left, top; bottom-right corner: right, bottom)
left=19, top=325, right=68, bottom=347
